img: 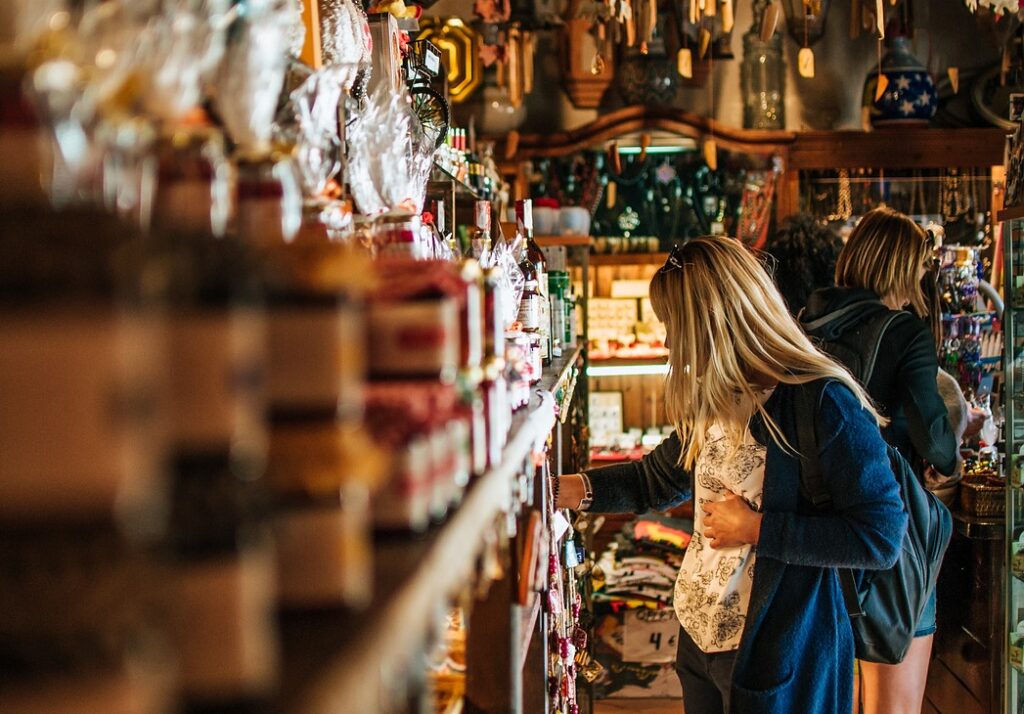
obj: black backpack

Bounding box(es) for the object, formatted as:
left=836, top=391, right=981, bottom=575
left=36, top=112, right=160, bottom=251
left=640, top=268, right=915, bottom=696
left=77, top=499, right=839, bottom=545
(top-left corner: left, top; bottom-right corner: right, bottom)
left=800, top=300, right=902, bottom=385
left=796, top=309, right=953, bottom=664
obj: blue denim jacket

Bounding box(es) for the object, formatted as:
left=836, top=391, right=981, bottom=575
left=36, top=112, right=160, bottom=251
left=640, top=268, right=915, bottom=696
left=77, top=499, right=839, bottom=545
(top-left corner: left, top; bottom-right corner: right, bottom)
left=587, top=380, right=907, bottom=713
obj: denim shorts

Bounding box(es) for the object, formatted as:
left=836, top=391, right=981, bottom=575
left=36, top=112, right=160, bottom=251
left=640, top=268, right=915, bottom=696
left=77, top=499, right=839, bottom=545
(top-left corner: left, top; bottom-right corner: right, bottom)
left=914, top=589, right=937, bottom=637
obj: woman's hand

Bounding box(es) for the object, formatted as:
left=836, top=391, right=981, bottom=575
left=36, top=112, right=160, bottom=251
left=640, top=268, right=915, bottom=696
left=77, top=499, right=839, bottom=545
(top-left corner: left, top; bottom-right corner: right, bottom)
left=963, top=406, right=987, bottom=440
left=703, top=492, right=762, bottom=548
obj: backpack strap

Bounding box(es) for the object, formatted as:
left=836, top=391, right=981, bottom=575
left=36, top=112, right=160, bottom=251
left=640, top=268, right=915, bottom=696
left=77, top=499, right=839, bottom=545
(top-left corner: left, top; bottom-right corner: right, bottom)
left=856, top=311, right=904, bottom=385
left=800, top=299, right=885, bottom=333
left=794, top=382, right=865, bottom=619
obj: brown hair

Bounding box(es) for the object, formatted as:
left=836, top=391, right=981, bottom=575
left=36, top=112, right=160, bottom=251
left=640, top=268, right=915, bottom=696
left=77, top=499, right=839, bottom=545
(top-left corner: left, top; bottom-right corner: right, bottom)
left=835, top=207, right=931, bottom=316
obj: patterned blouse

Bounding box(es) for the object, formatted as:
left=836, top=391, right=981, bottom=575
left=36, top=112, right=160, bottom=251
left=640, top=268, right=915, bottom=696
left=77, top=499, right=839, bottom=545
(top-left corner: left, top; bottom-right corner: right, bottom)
left=673, top=401, right=770, bottom=653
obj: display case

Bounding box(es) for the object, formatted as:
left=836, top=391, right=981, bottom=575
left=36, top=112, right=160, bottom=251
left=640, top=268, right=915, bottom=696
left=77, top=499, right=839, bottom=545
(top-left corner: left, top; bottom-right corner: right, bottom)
left=1006, top=209, right=1024, bottom=714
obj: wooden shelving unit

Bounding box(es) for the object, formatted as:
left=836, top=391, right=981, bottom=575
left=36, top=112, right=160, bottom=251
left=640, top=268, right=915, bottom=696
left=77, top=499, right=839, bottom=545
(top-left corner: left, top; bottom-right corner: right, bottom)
left=492, top=108, right=1007, bottom=223
left=280, top=349, right=583, bottom=714
left=535, top=234, right=593, bottom=247
left=589, top=252, right=669, bottom=266
left=999, top=206, right=1024, bottom=223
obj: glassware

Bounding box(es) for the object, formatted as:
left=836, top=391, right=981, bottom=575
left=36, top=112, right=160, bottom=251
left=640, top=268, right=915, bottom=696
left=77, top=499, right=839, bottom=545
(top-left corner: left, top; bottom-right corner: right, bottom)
left=741, top=30, right=785, bottom=130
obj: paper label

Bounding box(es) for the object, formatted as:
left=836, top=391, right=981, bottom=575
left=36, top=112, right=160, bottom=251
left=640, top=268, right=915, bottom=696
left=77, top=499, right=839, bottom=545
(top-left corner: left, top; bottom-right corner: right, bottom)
left=168, top=311, right=265, bottom=449
left=622, top=608, right=679, bottom=663
left=518, top=294, right=540, bottom=329
left=267, top=305, right=364, bottom=412
left=369, top=299, right=459, bottom=378
left=0, top=311, right=164, bottom=519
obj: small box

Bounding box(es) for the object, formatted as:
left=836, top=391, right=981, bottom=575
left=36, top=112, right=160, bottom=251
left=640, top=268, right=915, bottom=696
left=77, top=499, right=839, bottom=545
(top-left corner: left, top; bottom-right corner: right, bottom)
left=589, top=392, right=623, bottom=447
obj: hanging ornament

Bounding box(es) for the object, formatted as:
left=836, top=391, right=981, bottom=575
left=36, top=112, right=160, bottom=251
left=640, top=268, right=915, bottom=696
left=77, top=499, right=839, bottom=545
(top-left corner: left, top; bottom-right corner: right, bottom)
left=760, top=2, right=782, bottom=42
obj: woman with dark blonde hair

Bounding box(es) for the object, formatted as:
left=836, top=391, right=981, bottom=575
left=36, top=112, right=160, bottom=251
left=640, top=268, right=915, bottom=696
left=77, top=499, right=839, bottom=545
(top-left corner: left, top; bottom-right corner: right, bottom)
left=555, top=236, right=907, bottom=713
left=801, top=206, right=959, bottom=714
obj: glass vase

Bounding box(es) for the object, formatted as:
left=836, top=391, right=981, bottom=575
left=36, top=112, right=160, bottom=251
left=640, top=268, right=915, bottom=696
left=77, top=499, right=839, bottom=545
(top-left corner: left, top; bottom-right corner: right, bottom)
left=741, top=30, right=785, bottom=130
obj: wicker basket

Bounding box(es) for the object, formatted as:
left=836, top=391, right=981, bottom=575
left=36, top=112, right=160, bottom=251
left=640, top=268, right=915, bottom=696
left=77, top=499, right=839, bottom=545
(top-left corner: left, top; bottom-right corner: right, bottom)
left=959, top=478, right=1005, bottom=518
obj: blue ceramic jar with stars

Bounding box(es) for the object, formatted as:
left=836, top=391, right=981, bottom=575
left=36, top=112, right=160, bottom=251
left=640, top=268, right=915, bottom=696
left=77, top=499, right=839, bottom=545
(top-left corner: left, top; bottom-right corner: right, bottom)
left=863, top=35, right=938, bottom=127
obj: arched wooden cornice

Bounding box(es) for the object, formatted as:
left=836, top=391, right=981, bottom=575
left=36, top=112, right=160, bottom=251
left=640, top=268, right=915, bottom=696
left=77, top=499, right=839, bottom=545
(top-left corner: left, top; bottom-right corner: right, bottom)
left=492, top=105, right=797, bottom=160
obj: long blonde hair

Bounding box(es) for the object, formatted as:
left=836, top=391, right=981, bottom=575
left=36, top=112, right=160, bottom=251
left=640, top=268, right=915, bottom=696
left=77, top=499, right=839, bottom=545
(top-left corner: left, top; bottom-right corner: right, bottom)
left=835, top=206, right=931, bottom=316
left=649, top=236, right=882, bottom=470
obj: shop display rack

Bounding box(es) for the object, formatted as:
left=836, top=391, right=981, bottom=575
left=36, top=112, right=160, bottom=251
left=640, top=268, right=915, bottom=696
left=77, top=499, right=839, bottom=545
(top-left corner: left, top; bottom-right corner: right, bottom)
left=431, top=161, right=480, bottom=199
left=1006, top=215, right=1024, bottom=713
left=280, top=349, right=583, bottom=714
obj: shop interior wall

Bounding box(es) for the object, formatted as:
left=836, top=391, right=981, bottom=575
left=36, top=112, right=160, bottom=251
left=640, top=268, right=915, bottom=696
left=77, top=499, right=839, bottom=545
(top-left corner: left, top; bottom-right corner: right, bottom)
left=426, top=0, right=1002, bottom=133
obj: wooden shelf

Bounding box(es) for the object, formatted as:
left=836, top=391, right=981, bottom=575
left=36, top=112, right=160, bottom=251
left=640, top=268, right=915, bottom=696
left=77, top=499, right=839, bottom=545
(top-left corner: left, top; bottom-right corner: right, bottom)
left=280, top=348, right=582, bottom=714
left=787, top=128, right=1006, bottom=171
left=535, top=235, right=593, bottom=247
left=518, top=595, right=541, bottom=672
left=999, top=206, right=1024, bottom=222
left=430, top=162, right=480, bottom=199
left=488, top=105, right=794, bottom=160
left=589, top=355, right=668, bottom=366
left=589, top=252, right=669, bottom=266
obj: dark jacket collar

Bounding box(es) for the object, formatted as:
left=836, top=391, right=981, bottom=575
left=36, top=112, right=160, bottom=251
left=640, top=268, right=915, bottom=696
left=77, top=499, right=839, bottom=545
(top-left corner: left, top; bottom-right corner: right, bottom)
left=800, top=287, right=888, bottom=341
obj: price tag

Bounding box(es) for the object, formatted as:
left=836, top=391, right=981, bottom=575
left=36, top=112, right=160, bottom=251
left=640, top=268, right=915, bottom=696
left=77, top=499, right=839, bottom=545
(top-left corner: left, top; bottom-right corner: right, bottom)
left=721, top=0, right=734, bottom=32
left=622, top=609, right=679, bottom=663
left=798, top=47, right=815, bottom=78
left=551, top=509, right=571, bottom=542
left=703, top=139, right=718, bottom=171
left=564, top=538, right=580, bottom=567
left=677, top=48, right=693, bottom=79
left=874, top=73, right=889, bottom=103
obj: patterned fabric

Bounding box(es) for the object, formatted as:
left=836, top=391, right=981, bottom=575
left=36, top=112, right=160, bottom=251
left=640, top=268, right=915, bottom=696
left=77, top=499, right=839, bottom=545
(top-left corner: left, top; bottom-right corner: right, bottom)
left=674, top=413, right=768, bottom=653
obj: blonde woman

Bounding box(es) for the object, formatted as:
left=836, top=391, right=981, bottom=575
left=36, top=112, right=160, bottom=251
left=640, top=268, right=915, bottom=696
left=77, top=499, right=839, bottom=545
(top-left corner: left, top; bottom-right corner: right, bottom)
left=556, top=237, right=906, bottom=714
left=800, top=207, right=958, bottom=714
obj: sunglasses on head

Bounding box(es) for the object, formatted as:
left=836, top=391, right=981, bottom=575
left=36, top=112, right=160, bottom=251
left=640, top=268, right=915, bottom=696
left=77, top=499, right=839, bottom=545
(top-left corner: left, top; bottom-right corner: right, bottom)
left=658, top=243, right=685, bottom=273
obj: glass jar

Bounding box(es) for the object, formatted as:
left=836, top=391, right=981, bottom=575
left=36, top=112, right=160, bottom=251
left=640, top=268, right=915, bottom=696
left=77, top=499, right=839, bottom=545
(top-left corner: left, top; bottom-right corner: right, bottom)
left=741, top=31, right=785, bottom=130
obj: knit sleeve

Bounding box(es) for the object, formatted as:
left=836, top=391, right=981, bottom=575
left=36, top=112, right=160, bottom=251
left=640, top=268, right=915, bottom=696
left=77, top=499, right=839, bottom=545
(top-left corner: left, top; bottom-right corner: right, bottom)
left=893, top=316, right=959, bottom=475
left=584, top=431, right=693, bottom=514
left=757, top=382, right=907, bottom=570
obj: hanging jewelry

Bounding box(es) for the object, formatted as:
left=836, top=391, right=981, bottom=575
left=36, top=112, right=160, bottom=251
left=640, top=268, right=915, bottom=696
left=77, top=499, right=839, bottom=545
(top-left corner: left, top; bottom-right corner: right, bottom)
left=827, top=169, right=853, bottom=221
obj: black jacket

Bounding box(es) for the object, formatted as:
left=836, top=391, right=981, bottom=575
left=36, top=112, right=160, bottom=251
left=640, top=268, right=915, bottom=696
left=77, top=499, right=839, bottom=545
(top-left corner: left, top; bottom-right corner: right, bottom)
left=800, top=287, right=958, bottom=476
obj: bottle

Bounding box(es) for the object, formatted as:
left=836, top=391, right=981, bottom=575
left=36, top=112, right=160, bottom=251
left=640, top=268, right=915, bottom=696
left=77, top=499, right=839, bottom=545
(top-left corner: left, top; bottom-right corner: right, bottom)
left=519, top=280, right=543, bottom=383
left=517, top=199, right=550, bottom=365
left=0, top=55, right=172, bottom=711
left=148, top=127, right=278, bottom=710
left=548, top=271, right=567, bottom=358
left=471, top=200, right=492, bottom=260
left=260, top=205, right=376, bottom=610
